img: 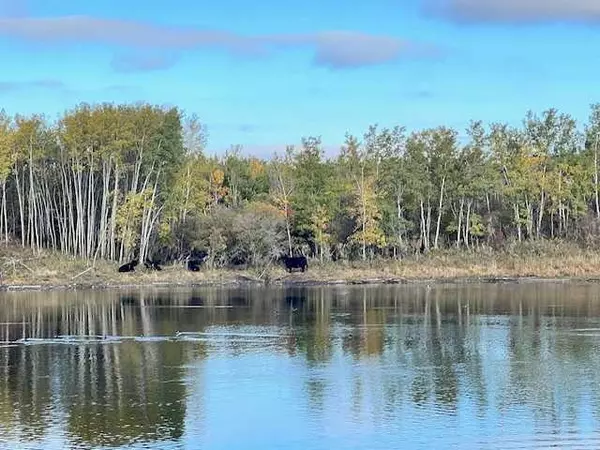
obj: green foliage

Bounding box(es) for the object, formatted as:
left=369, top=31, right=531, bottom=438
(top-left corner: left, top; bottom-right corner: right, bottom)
left=223, top=148, right=270, bottom=206
left=192, top=202, right=287, bottom=267
left=3, top=101, right=600, bottom=265
left=0, top=111, right=13, bottom=181
left=115, top=190, right=149, bottom=254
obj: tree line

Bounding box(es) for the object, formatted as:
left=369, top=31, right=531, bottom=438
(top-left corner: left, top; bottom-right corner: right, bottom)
left=2, top=102, right=600, bottom=267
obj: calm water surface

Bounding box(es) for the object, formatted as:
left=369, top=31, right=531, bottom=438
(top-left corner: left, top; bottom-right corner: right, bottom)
left=1, top=283, right=600, bottom=449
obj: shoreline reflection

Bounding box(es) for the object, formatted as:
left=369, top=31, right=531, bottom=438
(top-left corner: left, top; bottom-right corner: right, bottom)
left=0, top=283, right=599, bottom=449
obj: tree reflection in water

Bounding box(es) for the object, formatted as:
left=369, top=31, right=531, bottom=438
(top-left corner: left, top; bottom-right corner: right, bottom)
left=0, top=283, right=598, bottom=448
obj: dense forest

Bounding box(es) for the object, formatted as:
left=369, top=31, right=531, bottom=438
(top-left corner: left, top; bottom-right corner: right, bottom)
left=1, top=102, right=600, bottom=267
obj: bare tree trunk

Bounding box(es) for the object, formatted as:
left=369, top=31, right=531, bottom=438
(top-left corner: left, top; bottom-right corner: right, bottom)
left=396, top=187, right=403, bottom=248
left=0, top=179, right=6, bottom=242
left=14, top=167, right=25, bottom=247
left=360, top=167, right=367, bottom=261
left=86, top=156, right=95, bottom=259
left=524, top=196, right=533, bottom=239
left=45, top=178, right=58, bottom=250
left=275, top=169, right=293, bottom=256
left=66, top=166, right=75, bottom=255
left=514, top=203, right=522, bottom=242
left=419, top=200, right=426, bottom=250
left=109, top=166, right=120, bottom=260
left=97, top=159, right=111, bottom=259
left=595, top=134, right=600, bottom=219
left=139, top=172, right=161, bottom=262
left=456, top=196, right=464, bottom=248
left=182, top=164, right=191, bottom=222
left=27, top=143, right=38, bottom=251
left=434, top=175, right=445, bottom=249
left=536, top=174, right=546, bottom=239
left=285, top=213, right=293, bottom=256
left=426, top=199, right=432, bottom=249
left=72, top=160, right=85, bottom=257
left=465, top=200, right=472, bottom=248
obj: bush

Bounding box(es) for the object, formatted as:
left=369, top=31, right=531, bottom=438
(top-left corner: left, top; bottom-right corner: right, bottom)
left=191, top=202, right=287, bottom=268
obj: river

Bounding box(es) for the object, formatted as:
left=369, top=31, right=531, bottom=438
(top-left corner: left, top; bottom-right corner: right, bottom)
left=0, top=283, right=600, bottom=449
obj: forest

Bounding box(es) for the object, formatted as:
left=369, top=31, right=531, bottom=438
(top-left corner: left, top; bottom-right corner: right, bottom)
left=1, top=102, right=600, bottom=268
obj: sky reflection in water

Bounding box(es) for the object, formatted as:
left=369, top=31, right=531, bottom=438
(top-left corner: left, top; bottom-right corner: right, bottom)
left=0, top=283, right=599, bottom=449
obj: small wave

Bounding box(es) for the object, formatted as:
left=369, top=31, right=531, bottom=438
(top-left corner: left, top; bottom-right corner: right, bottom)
left=16, top=336, right=124, bottom=346
left=175, top=331, right=286, bottom=339
left=5, top=330, right=290, bottom=346
left=145, top=305, right=235, bottom=309
left=472, top=432, right=600, bottom=449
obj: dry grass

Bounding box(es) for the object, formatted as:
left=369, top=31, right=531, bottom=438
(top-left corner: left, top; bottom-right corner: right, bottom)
left=300, top=240, right=600, bottom=281
left=2, top=240, right=600, bottom=290
left=0, top=244, right=258, bottom=288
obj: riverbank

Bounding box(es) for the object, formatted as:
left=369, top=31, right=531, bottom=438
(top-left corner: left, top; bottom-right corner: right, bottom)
left=2, top=240, right=600, bottom=292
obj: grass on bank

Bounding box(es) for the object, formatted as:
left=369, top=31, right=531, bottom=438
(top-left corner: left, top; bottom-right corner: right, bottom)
left=1, top=240, right=600, bottom=288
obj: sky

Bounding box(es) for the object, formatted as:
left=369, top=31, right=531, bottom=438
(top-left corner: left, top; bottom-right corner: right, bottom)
left=1, top=0, right=600, bottom=157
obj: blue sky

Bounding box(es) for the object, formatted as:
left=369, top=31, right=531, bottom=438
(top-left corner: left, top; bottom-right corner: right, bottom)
left=1, top=0, right=600, bottom=157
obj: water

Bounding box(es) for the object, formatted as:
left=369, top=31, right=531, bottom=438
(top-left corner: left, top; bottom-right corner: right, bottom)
left=1, top=283, right=600, bottom=449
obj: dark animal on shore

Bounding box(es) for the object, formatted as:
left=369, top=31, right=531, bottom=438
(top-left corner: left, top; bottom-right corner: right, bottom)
left=282, top=256, right=308, bottom=273
left=144, top=259, right=162, bottom=271
left=118, top=260, right=138, bottom=273
left=187, top=258, right=204, bottom=272
left=187, top=250, right=208, bottom=272
left=330, top=245, right=341, bottom=262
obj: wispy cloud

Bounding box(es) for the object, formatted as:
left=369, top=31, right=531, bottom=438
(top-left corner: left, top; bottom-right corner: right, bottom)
left=238, top=124, right=258, bottom=133
left=286, top=31, right=433, bottom=69
left=0, top=80, right=142, bottom=100
left=0, top=15, right=437, bottom=69
left=207, top=122, right=260, bottom=134
left=0, top=79, right=67, bottom=93
left=111, top=53, right=179, bottom=73
left=411, top=89, right=434, bottom=99
left=0, top=0, right=29, bottom=18
left=425, top=0, right=600, bottom=23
